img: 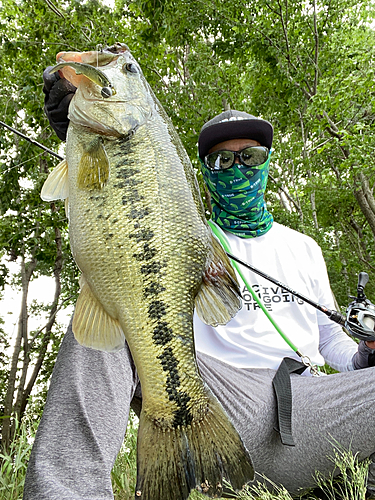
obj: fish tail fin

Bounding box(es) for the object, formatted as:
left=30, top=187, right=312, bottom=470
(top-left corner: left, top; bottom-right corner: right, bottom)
left=195, top=233, right=241, bottom=326
left=135, top=391, right=253, bottom=500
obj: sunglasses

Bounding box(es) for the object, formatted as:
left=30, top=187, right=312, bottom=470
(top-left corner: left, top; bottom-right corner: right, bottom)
left=205, top=146, right=269, bottom=171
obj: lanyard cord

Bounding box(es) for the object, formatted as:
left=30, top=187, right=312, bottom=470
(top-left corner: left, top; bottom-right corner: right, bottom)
left=208, top=220, right=320, bottom=375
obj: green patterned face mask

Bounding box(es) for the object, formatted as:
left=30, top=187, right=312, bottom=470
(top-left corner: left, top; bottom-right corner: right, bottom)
left=201, top=153, right=273, bottom=238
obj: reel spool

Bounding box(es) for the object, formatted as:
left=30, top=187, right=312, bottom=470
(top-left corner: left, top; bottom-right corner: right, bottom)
left=345, top=272, right=375, bottom=342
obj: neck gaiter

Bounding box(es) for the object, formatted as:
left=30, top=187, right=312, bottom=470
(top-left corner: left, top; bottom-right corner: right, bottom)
left=201, top=154, right=273, bottom=238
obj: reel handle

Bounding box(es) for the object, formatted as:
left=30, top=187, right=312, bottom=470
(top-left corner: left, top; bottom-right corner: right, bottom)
left=357, top=272, right=369, bottom=300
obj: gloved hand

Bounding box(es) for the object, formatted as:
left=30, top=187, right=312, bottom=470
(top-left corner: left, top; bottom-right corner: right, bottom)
left=43, top=66, right=77, bottom=141
left=352, top=340, right=375, bottom=369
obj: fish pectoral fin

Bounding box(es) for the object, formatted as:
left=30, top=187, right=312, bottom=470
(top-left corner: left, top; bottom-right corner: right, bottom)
left=72, top=280, right=125, bottom=352
left=40, top=159, right=69, bottom=201
left=195, top=233, right=242, bottom=327
left=77, top=137, right=110, bottom=190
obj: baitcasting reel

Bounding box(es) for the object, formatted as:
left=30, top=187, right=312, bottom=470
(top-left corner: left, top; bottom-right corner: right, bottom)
left=345, top=272, right=375, bottom=342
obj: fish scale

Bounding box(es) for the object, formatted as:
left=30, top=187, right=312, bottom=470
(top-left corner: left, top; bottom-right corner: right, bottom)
left=42, top=43, right=254, bottom=500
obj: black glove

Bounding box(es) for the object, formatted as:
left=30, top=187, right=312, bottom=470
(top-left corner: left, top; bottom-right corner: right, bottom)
left=43, top=66, right=77, bottom=141
left=352, top=340, right=375, bottom=369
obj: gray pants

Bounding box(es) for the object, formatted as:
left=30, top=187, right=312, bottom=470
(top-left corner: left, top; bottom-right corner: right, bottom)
left=23, top=324, right=375, bottom=499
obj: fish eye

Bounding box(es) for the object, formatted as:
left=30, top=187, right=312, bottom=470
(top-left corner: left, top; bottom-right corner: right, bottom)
left=123, top=62, right=138, bottom=74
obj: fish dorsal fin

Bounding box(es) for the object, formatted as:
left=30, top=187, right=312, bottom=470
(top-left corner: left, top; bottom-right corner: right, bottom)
left=40, top=159, right=69, bottom=201
left=72, top=276, right=125, bottom=352
left=195, top=232, right=241, bottom=326
left=77, top=137, right=110, bottom=190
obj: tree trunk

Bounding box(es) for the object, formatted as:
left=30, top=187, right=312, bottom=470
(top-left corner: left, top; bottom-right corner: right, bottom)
left=319, top=114, right=375, bottom=242
left=359, top=172, right=375, bottom=215
left=1, top=255, right=36, bottom=451
left=353, top=174, right=375, bottom=242
left=334, top=230, right=350, bottom=298
left=17, top=223, right=63, bottom=421
left=349, top=216, right=372, bottom=265
left=306, top=170, right=318, bottom=230
left=299, top=113, right=318, bottom=229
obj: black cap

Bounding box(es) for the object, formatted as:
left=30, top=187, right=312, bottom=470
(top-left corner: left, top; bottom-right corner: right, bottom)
left=198, top=110, right=273, bottom=161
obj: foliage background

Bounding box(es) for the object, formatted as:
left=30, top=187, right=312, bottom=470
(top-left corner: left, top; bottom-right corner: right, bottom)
left=0, top=0, right=374, bottom=493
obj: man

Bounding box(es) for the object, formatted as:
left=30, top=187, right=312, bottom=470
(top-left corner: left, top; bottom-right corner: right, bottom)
left=23, top=71, right=375, bottom=500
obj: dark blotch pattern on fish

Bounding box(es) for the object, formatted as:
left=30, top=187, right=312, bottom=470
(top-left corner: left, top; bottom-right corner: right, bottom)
left=122, top=191, right=144, bottom=205
left=144, top=282, right=166, bottom=297
left=112, top=136, right=137, bottom=159
left=152, top=321, right=173, bottom=345
left=145, top=271, right=193, bottom=427
left=115, top=178, right=142, bottom=189
left=157, top=347, right=193, bottom=427
left=129, top=228, right=154, bottom=242
left=112, top=146, right=145, bottom=206
left=141, top=262, right=165, bottom=275
left=133, top=243, right=157, bottom=261
left=148, top=300, right=167, bottom=320
left=116, top=167, right=140, bottom=179
left=172, top=392, right=193, bottom=426
left=158, top=347, right=180, bottom=397
left=158, top=347, right=178, bottom=372
left=128, top=207, right=151, bottom=220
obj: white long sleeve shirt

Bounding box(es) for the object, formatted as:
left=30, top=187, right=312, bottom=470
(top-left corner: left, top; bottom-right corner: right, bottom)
left=194, top=222, right=357, bottom=371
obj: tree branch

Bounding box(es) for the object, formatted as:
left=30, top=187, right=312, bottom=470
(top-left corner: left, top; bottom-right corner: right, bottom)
left=20, top=221, right=64, bottom=419
left=340, top=220, right=375, bottom=271
left=312, top=0, right=319, bottom=95
left=1, top=253, right=36, bottom=452
left=353, top=177, right=375, bottom=242
left=349, top=216, right=372, bottom=264
left=268, top=172, right=302, bottom=213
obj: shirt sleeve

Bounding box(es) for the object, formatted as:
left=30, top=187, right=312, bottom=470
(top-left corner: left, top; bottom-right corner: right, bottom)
left=318, top=323, right=358, bottom=371
left=311, top=238, right=358, bottom=370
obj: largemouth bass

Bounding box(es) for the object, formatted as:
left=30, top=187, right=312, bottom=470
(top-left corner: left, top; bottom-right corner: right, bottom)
left=41, top=43, right=253, bottom=500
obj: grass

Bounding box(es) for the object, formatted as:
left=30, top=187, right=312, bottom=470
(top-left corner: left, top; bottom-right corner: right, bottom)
left=0, top=415, right=371, bottom=500
left=313, top=445, right=370, bottom=500
left=111, top=411, right=138, bottom=500
left=0, top=417, right=37, bottom=500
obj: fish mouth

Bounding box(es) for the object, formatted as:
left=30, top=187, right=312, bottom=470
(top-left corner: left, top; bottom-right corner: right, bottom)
left=55, top=44, right=153, bottom=137
left=57, top=43, right=129, bottom=67
left=53, top=43, right=132, bottom=99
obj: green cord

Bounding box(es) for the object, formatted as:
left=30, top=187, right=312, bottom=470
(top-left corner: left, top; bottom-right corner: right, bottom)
left=208, top=220, right=299, bottom=354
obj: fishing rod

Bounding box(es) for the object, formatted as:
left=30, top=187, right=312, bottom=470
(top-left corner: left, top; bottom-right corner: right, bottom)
left=3, top=121, right=375, bottom=342
left=228, top=252, right=375, bottom=343
left=0, top=120, right=64, bottom=161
